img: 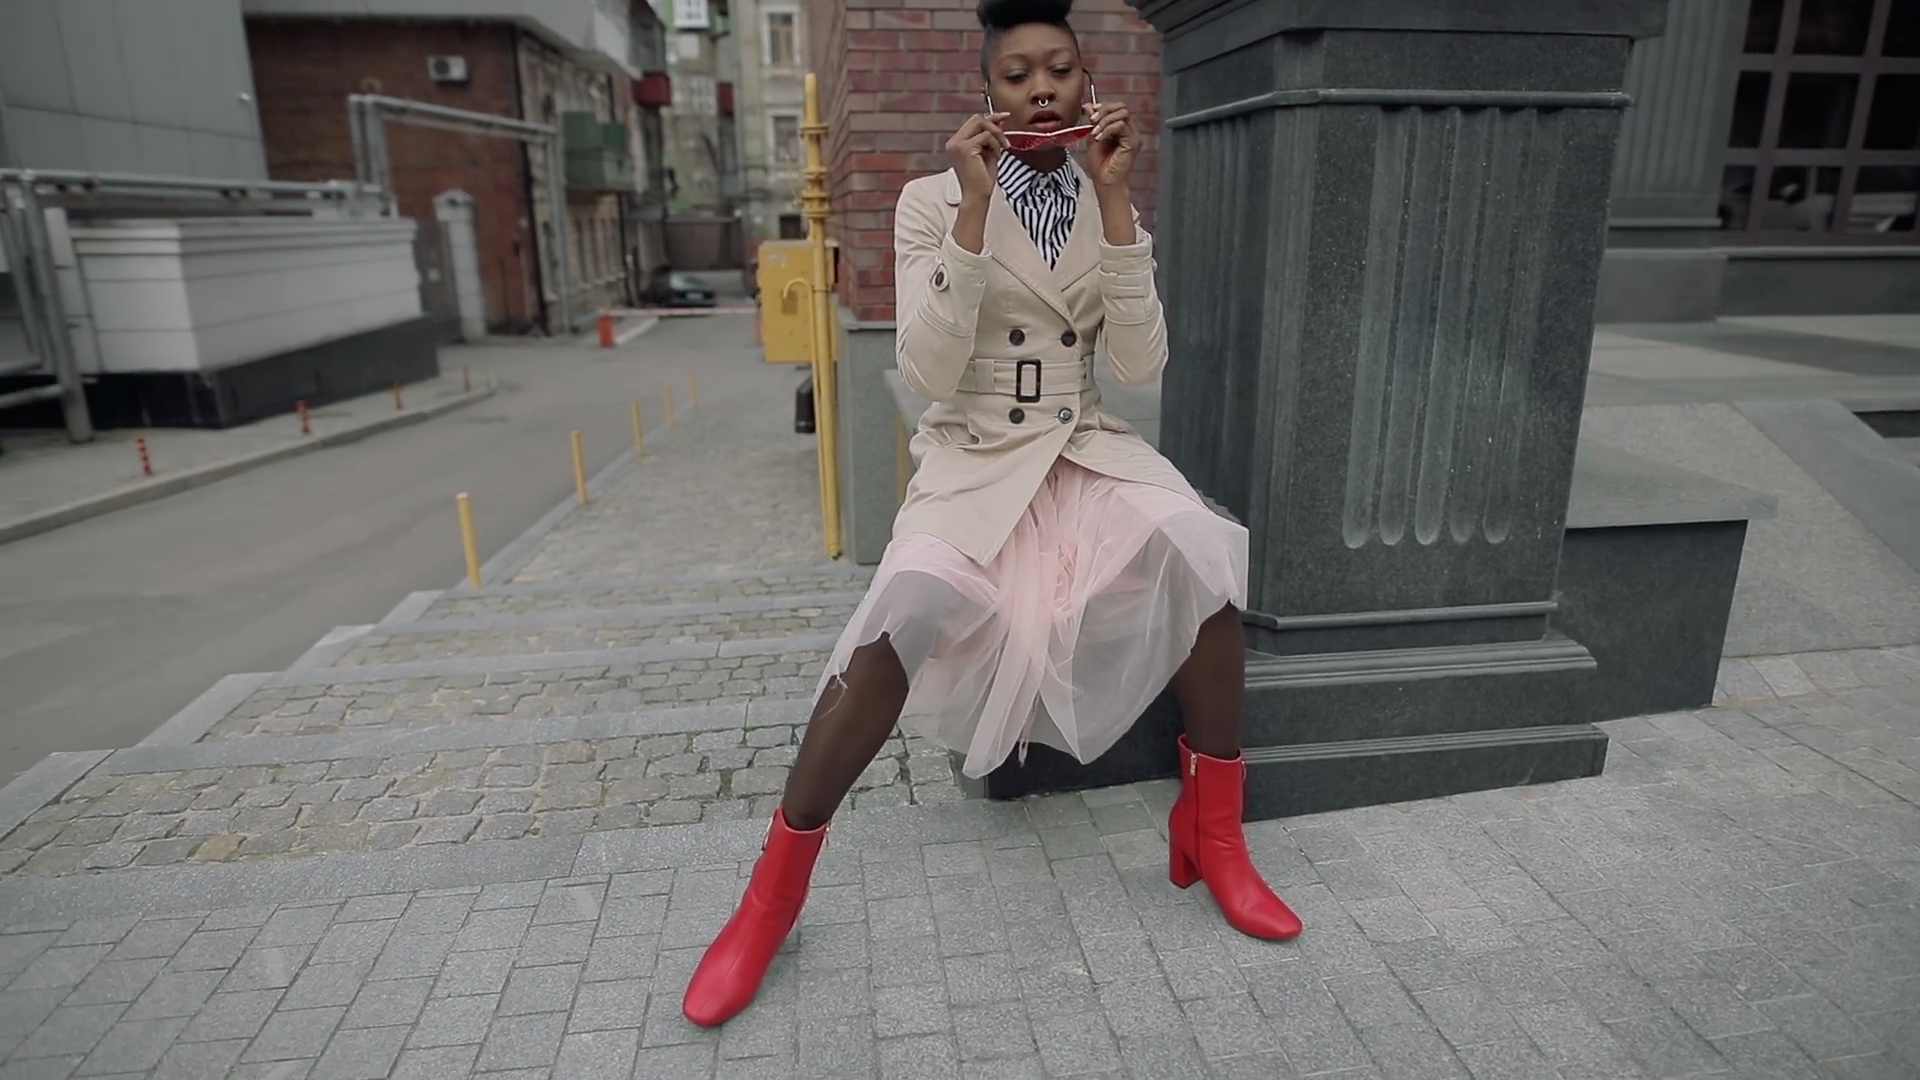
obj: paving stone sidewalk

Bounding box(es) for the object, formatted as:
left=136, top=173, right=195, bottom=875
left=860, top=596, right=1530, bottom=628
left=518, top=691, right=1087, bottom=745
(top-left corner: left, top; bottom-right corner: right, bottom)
left=0, top=665, right=1918, bottom=1079
left=2, top=317, right=1917, bottom=1077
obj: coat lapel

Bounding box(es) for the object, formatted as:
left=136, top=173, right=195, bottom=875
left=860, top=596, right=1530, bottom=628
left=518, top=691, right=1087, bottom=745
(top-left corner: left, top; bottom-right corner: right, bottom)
left=941, top=168, right=1073, bottom=323
left=987, top=187, right=1073, bottom=323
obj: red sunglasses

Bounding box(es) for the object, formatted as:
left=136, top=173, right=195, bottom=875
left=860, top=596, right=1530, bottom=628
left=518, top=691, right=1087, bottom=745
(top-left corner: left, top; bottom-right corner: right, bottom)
left=998, top=80, right=1099, bottom=152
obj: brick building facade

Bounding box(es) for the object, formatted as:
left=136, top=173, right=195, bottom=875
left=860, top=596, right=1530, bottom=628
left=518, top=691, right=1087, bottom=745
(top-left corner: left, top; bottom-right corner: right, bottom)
left=803, top=0, right=1163, bottom=323
left=247, top=20, right=644, bottom=334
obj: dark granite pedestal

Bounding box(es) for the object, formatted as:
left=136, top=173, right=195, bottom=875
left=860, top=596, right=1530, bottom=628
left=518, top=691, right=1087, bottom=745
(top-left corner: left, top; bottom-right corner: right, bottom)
left=957, top=0, right=1692, bottom=815
left=949, top=437, right=1774, bottom=813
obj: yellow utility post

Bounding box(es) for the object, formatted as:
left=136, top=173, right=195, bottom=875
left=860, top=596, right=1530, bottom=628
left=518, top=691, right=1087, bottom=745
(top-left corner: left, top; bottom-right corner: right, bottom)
left=630, top=401, right=645, bottom=455
left=570, top=431, right=590, bottom=504
left=801, top=72, right=843, bottom=559
left=456, top=493, right=482, bottom=588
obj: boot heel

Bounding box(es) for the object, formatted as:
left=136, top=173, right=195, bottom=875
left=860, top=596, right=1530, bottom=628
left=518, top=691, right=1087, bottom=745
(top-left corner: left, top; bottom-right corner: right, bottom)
left=1169, top=843, right=1201, bottom=889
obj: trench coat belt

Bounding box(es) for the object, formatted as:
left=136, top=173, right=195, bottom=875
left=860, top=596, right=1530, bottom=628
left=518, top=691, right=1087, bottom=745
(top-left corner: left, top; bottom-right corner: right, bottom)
left=954, top=355, right=1097, bottom=400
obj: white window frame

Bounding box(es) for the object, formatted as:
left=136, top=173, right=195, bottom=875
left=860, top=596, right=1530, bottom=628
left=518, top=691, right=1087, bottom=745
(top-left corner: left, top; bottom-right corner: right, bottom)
left=674, top=0, right=709, bottom=31
left=763, top=7, right=800, bottom=68
left=770, top=113, right=802, bottom=167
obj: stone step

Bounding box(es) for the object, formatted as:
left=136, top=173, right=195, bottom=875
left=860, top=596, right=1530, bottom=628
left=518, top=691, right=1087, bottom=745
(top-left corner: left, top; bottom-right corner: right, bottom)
left=424, top=565, right=874, bottom=620
left=216, top=635, right=840, bottom=742
left=317, top=593, right=864, bottom=669
left=0, top=700, right=961, bottom=879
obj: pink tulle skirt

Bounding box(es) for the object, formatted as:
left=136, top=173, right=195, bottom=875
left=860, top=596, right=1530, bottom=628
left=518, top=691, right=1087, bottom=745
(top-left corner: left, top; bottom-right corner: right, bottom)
left=817, top=458, right=1248, bottom=779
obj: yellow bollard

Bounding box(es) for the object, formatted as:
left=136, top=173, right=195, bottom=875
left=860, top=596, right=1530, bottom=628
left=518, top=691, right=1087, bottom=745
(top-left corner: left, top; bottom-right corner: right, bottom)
left=456, top=492, right=482, bottom=588
left=664, top=384, right=676, bottom=427
left=630, top=401, right=645, bottom=456
left=571, top=430, right=589, bottom=505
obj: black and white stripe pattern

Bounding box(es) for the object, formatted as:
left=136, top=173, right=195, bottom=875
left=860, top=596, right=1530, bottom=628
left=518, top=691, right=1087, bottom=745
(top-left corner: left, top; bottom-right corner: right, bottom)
left=997, top=151, right=1078, bottom=269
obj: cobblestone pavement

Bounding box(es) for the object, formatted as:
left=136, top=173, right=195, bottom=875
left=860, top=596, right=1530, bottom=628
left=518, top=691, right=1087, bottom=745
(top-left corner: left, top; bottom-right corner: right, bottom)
left=421, top=571, right=873, bottom=620
left=0, top=668, right=1918, bottom=1079
left=506, top=371, right=833, bottom=585
left=210, top=649, right=834, bottom=739
left=3, top=731, right=960, bottom=877
left=337, top=599, right=862, bottom=667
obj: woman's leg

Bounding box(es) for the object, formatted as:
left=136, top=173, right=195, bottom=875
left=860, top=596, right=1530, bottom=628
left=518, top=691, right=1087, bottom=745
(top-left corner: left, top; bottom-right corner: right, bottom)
left=1172, top=604, right=1245, bottom=759
left=1165, top=603, right=1303, bottom=940
left=780, top=636, right=912, bottom=829
left=682, top=635, right=912, bottom=1027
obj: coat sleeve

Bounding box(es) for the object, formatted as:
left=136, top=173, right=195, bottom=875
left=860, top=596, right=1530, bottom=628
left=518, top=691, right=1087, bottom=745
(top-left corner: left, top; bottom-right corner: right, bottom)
left=894, top=186, right=991, bottom=402
left=1097, top=208, right=1168, bottom=386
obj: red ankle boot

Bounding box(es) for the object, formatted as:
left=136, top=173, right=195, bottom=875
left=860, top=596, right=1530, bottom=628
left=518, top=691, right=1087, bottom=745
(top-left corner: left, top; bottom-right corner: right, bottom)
left=1168, top=735, right=1303, bottom=941
left=682, top=808, right=827, bottom=1027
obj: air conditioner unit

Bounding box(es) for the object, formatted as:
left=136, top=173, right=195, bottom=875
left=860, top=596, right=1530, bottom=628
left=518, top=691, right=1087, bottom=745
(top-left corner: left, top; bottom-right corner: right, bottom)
left=428, top=56, right=470, bottom=84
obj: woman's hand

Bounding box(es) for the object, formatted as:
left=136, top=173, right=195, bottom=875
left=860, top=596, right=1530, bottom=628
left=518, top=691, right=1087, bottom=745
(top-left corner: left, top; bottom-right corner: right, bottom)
left=948, top=112, right=1010, bottom=206
left=1083, top=100, right=1138, bottom=192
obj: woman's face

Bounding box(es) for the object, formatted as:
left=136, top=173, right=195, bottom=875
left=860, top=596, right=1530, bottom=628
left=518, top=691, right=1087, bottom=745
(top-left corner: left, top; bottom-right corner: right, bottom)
left=986, top=23, right=1087, bottom=135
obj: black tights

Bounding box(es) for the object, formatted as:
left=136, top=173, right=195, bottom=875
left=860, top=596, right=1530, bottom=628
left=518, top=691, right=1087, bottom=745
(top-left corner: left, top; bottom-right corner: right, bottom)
left=779, top=605, right=1245, bottom=830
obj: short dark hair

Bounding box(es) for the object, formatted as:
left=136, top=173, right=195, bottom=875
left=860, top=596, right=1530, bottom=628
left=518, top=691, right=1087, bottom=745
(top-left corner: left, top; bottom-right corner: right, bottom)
left=977, top=0, right=1076, bottom=79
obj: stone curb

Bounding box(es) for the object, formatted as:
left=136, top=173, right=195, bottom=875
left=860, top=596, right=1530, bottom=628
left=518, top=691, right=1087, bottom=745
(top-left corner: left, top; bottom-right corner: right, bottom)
left=0, top=750, right=112, bottom=841
left=93, top=697, right=814, bottom=775
left=374, top=590, right=445, bottom=628
left=257, top=632, right=842, bottom=688
left=286, top=623, right=374, bottom=672
left=0, top=378, right=498, bottom=547
left=137, top=672, right=276, bottom=748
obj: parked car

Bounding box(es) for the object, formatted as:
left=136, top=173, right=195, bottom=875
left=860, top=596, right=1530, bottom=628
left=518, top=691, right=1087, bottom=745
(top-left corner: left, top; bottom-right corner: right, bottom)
left=667, top=272, right=716, bottom=308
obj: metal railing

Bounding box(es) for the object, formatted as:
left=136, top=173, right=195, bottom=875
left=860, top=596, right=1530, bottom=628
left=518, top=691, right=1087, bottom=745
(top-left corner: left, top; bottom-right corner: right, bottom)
left=0, top=169, right=385, bottom=442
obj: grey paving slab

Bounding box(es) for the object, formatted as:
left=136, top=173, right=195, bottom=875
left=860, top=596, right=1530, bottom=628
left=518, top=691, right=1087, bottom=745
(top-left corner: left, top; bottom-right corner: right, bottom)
left=0, top=752, right=111, bottom=845
left=1739, top=398, right=1920, bottom=576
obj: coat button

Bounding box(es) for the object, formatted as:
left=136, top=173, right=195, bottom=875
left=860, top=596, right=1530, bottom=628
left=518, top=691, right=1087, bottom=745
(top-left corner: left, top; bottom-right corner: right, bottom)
left=1058, top=407, right=1074, bottom=424
left=1009, top=408, right=1026, bottom=424
left=1061, top=330, right=1077, bottom=347
left=1009, top=328, right=1025, bottom=346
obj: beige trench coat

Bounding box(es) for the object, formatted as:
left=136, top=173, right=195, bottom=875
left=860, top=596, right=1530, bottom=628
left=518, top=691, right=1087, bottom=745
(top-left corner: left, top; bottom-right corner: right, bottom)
left=892, top=164, right=1207, bottom=566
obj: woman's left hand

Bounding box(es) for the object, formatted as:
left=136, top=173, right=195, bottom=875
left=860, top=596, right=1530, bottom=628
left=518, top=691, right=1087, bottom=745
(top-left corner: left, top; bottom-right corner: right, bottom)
left=1083, top=100, right=1138, bottom=191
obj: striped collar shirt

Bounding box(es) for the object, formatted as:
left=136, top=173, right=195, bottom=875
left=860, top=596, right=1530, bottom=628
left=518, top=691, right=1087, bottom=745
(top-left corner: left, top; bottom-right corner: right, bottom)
left=996, top=151, right=1078, bottom=268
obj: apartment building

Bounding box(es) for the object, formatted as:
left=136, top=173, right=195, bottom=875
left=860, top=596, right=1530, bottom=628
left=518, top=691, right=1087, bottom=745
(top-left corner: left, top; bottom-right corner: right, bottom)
left=242, top=0, right=672, bottom=331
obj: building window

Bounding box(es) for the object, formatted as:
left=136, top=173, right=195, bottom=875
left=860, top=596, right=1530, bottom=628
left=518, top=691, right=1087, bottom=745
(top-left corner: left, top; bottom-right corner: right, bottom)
left=1720, top=0, right=1920, bottom=242
left=766, top=11, right=798, bottom=67
left=674, top=0, right=709, bottom=30
left=772, top=114, right=802, bottom=165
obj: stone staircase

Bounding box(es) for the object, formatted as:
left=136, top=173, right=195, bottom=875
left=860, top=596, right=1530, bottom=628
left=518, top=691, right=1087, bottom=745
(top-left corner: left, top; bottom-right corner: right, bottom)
left=0, top=340, right=969, bottom=884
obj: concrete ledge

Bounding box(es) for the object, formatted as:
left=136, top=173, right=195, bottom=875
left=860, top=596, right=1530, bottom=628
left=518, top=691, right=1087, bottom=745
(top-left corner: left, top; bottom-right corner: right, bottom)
left=1566, top=442, right=1777, bottom=529
left=0, top=378, right=497, bottom=547
left=1740, top=398, right=1920, bottom=575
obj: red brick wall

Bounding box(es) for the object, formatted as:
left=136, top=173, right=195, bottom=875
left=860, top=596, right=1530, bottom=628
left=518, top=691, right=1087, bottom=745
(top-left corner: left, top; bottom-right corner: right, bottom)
left=246, top=21, right=543, bottom=332
left=805, top=0, right=1162, bottom=322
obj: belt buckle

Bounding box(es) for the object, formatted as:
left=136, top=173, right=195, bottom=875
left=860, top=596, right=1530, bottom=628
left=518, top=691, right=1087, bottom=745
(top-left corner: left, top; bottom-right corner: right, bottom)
left=1014, top=359, right=1042, bottom=404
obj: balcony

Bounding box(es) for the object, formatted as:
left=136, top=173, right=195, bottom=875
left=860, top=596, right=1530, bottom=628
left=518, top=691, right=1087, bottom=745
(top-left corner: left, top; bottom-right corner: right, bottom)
left=241, top=0, right=650, bottom=77
left=563, top=112, right=635, bottom=192
left=634, top=72, right=672, bottom=108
